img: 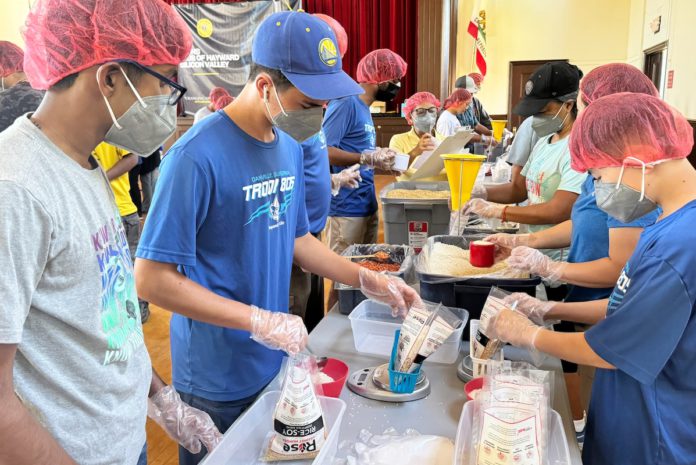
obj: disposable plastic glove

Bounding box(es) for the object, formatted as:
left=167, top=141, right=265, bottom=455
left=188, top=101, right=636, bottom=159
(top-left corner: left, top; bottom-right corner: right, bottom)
left=484, top=233, right=530, bottom=262
left=415, top=133, right=437, bottom=155
left=507, top=246, right=567, bottom=282
left=504, top=293, right=556, bottom=326
left=250, top=306, right=308, bottom=356
left=360, top=147, right=396, bottom=170
left=470, top=184, right=488, bottom=200
left=331, top=164, right=362, bottom=195
left=461, top=198, right=505, bottom=219
left=358, top=267, right=423, bottom=318
left=488, top=309, right=543, bottom=350
left=148, top=385, right=223, bottom=454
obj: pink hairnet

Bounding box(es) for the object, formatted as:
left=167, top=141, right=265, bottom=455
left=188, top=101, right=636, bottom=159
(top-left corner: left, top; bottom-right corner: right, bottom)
left=403, top=92, right=440, bottom=125
left=570, top=93, right=694, bottom=172
left=313, top=14, right=348, bottom=59
left=213, top=94, right=233, bottom=111
left=23, top=0, right=193, bottom=90
left=0, top=41, right=24, bottom=77
left=209, top=86, right=231, bottom=103
left=580, top=63, right=658, bottom=106
left=443, top=89, right=472, bottom=110
left=468, top=72, right=484, bottom=87
left=356, top=49, right=407, bottom=84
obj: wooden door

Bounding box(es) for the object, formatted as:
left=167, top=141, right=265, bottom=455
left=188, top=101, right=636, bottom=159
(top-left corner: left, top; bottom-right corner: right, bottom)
left=507, top=59, right=567, bottom=131
left=644, top=49, right=664, bottom=92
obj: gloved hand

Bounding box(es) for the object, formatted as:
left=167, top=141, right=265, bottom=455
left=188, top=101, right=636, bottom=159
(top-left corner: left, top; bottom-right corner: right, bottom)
left=461, top=198, right=505, bottom=219
left=470, top=184, right=488, bottom=200
left=414, top=133, right=436, bottom=155
left=484, top=233, right=530, bottom=262
left=148, top=385, right=223, bottom=454
left=507, top=246, right=567, bottom=282
left=358, top=267, right=422, bottom=318
left=250, top=306, right=308, bottom=356
left=503, top=292, right=556, bottom=326
left=488, top=309, right=543, bottom=349
left=331, top=164, right=362, bottom=196
left=360, top=147, right=396, bottom=170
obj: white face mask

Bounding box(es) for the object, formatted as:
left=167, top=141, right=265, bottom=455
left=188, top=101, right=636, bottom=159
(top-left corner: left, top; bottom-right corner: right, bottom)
left=99, top=66, right=176, bottom=157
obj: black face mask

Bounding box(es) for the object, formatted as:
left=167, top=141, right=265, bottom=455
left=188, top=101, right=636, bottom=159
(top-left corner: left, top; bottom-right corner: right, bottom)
left=375, top=81, right=402, bottom=102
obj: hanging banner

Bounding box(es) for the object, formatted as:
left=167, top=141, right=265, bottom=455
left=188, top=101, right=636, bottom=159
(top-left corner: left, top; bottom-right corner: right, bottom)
left=174, top=1, right=298, bottom=115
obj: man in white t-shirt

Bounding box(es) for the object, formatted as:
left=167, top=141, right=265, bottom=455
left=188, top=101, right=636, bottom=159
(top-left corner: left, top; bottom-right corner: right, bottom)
left=0, top=1, right=221, bottom=464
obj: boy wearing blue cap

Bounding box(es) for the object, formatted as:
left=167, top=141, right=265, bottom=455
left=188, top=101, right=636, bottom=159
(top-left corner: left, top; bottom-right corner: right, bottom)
left=135, top=12, right=422, bottom=464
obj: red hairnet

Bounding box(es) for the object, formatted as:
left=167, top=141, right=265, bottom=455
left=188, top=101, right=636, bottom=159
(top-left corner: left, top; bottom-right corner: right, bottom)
left=0, top=41, right=24, bottom=77
left=213, top=94, right=233, bottom=111
left=403, top=92, right=440, bottom=125
left=580, top=63, right=658, bottom=106
left=209, top=86, right=231, bottom=102
left=23, top=0, right=193, bottom=90
left=356, top=49, right=407, bottom=84
left=443, top=89, right=472, bottom=110
left=313, top=14, right=348, bottom=58
left=570, top=93, right=694, bottom=172
left=468, top=72, right=484, bottom=87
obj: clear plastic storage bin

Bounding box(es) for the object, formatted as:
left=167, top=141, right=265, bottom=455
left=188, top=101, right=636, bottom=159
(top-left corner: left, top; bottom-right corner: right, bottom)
left=200, top=391, right=346, bottom=465
left=348, top=300, right=468, bottom=364
left=453, top=402, right=570, bottom=465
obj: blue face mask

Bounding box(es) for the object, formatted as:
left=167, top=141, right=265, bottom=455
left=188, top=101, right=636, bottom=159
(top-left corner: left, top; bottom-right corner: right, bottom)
left=594, top=157, right=659, bottom=223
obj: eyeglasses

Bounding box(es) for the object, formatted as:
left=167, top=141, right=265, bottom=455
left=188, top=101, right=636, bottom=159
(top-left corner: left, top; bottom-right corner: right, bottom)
left=115, top=59, right=187, bottom=106
left=412, top=107, right=438, bottom=117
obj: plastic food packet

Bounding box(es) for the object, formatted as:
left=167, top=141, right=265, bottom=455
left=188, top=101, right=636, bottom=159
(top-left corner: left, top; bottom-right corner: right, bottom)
left=396, top=301, right=463, bottom=373
left=473, top=287, right=518, bottom=360
left=261, top=354, right=327, bottom=462
left=470, top=361, right=553, bottom=465
left=491, top=157, right=511, bottom=183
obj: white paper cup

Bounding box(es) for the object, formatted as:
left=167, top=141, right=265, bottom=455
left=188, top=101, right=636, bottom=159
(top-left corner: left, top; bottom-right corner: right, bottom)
left=393, top=153, right=410, bottom=172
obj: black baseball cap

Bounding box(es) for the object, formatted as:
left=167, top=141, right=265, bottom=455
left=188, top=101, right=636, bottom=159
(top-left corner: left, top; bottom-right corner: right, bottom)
left=513, top=61, right=583, bottom=116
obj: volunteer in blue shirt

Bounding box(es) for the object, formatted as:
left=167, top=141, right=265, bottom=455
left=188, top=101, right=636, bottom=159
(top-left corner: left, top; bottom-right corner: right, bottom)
left=322, top=47, right=407, bottom=307
left=290, top=14, right=360, bottom=330
left=135, top=13, right=421, bottom=465
left=485, top=63, right=664, bottom=434
left=487, top=64, right=663, bottom=303
left=490, top=92, right=696, bottom=465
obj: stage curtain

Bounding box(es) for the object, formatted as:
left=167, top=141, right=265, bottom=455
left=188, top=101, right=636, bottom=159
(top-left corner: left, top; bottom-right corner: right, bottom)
left=303, top=0, right=418, bottom=111
left=166, top=0, right=418, bottom=110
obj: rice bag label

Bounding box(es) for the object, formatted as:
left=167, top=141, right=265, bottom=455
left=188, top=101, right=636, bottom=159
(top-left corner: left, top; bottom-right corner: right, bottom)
left=263, top=357, right=327, bottom=461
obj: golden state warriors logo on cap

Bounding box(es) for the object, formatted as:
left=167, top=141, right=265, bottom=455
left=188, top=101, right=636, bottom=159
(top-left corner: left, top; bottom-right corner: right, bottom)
left=318, top=38, right=338, bottom=67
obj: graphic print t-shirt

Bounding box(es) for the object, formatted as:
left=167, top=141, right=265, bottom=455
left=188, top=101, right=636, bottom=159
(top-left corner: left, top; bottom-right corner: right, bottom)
left=138, top=111, right=309, bottom=401
left=0, top=116, right=150, bottom=465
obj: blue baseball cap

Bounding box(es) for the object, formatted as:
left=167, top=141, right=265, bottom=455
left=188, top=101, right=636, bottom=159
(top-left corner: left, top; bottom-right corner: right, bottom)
left=252, top=11, right=363, bottom=101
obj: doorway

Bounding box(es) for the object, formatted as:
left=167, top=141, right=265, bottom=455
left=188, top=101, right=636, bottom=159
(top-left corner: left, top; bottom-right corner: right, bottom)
left=644, top=45, right=667, bottom=96
left=507, top=59, right=568, bottom=131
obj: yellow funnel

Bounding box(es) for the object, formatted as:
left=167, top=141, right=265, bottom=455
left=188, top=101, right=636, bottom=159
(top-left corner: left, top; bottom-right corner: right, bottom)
left=441, top=154, right=487, bottom=210
left=491, top=120, right=508, bottom=141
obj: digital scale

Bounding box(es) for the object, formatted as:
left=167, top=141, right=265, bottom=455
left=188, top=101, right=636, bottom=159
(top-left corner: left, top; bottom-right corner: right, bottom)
left=347, top=363, right=431, bottom=402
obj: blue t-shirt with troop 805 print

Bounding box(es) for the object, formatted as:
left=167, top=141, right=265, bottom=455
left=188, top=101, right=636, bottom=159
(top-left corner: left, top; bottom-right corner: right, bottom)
left=582, top=200, right=696, bottom=465
left=137, top=111, right=309, bottom=401
left=324, top=95, right=378, bottom=217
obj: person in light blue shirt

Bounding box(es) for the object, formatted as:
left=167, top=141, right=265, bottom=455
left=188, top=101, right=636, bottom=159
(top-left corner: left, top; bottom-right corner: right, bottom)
left=135, top=13, right=421, bottom=465
left=488, top=93, right=696, bottom=465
